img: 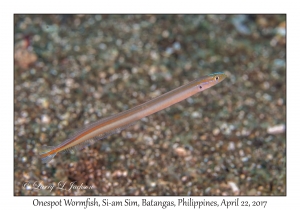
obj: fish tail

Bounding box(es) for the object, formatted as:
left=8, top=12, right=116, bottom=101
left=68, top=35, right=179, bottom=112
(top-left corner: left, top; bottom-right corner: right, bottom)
left=39, top=145, right=57, bottom=163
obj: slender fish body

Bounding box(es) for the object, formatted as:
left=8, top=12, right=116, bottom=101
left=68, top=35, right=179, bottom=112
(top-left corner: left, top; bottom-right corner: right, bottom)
left=39, top=72, right=227, bottom=163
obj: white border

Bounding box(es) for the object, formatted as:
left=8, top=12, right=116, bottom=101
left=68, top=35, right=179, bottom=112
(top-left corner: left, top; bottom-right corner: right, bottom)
left=3, top=0, right=296, bottom=209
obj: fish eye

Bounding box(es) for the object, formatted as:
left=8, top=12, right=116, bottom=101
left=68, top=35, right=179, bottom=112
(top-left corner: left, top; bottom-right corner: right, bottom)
left=199, top=85, right=202, bottom=89
left=215, top=76, right=219, bottom=81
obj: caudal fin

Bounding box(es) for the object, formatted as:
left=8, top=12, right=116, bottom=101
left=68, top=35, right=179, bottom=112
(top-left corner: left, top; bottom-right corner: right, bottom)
left=39, top=145, right=57, bottom=163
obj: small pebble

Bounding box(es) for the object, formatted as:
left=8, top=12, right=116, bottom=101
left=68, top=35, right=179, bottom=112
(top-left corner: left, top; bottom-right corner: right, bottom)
left=228, top=181, right=240, bottom=194
left=213, top=128, right=220, bottom=136
left=174, top=147, right=187, bottom=157
left=41, top=115, right=51, bottom=124
left=267, top=124, right=285, bottom=134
